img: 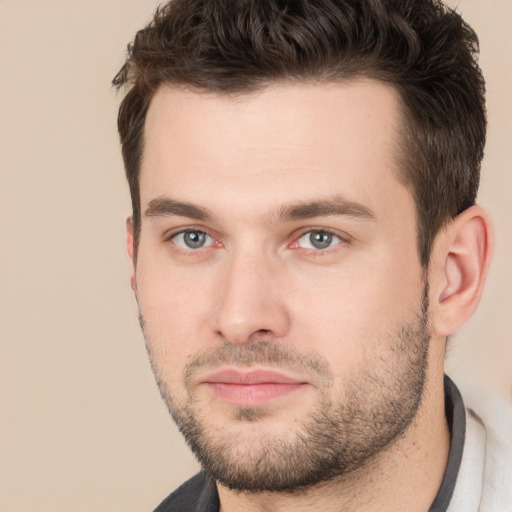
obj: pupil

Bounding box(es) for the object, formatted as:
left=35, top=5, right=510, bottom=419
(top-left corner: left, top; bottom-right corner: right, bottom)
left=310, top=231, right=332, bottom=249
left=184, top=231, right=205, bottom=248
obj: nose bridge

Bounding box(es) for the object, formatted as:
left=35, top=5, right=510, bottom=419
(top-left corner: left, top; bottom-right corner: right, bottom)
left=213, top=245, right=290, bottom=344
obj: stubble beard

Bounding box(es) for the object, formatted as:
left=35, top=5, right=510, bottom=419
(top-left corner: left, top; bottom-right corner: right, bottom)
left=142, top=286, right=430, bottom=493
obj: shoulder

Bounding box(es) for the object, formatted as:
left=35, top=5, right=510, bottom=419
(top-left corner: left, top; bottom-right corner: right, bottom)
left=449, top=379, right=512, bottom=511
left=153, top=471, right=219, bottom=512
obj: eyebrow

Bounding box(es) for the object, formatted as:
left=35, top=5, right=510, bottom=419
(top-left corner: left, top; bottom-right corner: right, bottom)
left=145, top=197, right=212, bottom=221
left=144, top=195, right=375, bottom=223
left=276, top=196, right=376, bottom=222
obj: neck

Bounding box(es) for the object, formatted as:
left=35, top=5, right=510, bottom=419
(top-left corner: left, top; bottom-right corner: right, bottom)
left=218, top=368, right=450, bottom=512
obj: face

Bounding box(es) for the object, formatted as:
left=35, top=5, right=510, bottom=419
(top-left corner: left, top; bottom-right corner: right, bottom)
left=131, top=81, right=430, bottom=491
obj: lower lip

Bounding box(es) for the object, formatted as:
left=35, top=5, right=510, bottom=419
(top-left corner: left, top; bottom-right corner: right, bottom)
left=205, top=382, right=306, bottom=407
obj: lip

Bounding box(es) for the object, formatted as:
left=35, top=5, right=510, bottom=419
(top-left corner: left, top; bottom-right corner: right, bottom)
left=201, top=369, right=308, bottom=407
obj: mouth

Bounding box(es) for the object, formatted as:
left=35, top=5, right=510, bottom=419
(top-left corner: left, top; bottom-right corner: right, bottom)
left=201, top=368, right=309, bottom=407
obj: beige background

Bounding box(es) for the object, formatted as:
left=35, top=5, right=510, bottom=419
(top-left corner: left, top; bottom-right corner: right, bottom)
left=0, top=0, right=510, bottom=510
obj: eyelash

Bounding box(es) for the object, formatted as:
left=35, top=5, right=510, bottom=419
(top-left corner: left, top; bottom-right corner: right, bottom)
left=291, top=228, right=349, bottom=254
left=164, top=227, right=350, bottom=255
left=165, top=228, right=218, bottom=252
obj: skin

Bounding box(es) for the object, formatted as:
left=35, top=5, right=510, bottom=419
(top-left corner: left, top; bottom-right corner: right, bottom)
left=127, top=80, right=493, bottom=511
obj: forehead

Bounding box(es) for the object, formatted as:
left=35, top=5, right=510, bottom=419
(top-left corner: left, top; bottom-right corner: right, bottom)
left=141, top=80, right=408, bottom=219
left=144, top=79, right=402, bottom=157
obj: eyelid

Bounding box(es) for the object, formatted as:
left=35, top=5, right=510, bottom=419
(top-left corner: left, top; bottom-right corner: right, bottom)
left=163, top=225, right=211, bottom=240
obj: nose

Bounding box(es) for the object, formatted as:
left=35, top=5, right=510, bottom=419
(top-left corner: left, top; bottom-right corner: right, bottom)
left=212, top=249, right=291, bottom=344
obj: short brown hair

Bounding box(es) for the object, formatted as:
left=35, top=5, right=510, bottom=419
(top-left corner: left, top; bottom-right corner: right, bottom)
left=113, top=0, right=486, bottom=266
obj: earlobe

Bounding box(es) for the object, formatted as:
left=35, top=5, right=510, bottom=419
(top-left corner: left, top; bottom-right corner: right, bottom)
left=430, top=205, right=494, bottom=337
left=126, top=217, right=138, bottom=292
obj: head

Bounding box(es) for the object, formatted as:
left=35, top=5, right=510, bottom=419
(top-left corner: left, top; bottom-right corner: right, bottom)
left=114, top=0, right=492, bottom=494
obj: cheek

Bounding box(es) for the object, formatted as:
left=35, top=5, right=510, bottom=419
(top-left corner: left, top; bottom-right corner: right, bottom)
left=289, top=254, right=423, bottom=365
left=135, top=262, right=216, bottom=363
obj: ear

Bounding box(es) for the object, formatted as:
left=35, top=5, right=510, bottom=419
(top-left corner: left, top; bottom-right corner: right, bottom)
left=429, top=205, right=494, bottom=337
left=126, top=217, right=138, bottom=293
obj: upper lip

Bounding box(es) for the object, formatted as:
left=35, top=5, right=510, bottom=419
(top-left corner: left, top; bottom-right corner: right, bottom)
left=202, top=369, right=306, bottom=385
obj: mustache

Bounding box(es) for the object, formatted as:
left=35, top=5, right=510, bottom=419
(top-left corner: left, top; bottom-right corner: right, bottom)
left=183, top=340, right=332, bottom=384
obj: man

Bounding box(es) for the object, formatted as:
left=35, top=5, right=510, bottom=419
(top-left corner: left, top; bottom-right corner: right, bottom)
left=113, top=0, right=512, bottom=510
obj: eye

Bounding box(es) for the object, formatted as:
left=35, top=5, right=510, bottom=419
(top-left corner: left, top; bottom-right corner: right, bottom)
left=296, top=230, right=342, bottom=250
left=171, top=230, right=214, bottom=250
